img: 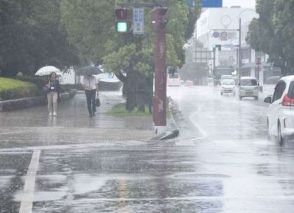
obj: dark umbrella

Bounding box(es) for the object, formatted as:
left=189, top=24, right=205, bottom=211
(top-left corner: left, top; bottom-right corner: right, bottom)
left=77, top=66, right=102, bottom=75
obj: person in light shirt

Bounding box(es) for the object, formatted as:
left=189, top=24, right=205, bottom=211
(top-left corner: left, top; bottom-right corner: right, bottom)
left=46, top=72, right=60, bottom=116
left=82, top=74, right=98, bottom=117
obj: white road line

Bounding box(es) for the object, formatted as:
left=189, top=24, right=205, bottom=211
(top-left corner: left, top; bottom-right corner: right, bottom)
left=0, top=131, right=29, bottom=136
left=19, top=150, right=41, bottom=213
left=0, top=141, right=147, bottom=153
left=69, top=195, right=294, bottom=202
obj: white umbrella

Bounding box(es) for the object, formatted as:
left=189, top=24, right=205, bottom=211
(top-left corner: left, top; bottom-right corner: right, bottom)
left=35, top=66, right=62, bottom=76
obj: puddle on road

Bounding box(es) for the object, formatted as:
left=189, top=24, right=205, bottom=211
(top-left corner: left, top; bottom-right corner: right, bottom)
left=73, top=174, right=107, bottom=195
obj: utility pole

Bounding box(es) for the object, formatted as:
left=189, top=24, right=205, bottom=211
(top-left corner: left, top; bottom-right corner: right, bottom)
left=238, top=18, right=242, bottom=84
left=152, top=7, right=167, bottom=134
left=212, top=47, right=216, bottom=85
left=256, top=52, right=261, bottom=89
left=116, top=2, right=168, bottom=133
left=213, top=47, right=216, bottom=73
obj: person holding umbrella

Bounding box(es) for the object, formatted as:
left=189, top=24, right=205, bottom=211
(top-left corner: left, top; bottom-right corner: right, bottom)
left=46, top=72, right=60, bottom=116
left=82, top=74, right=99, bottom=117
left=36, top=66, right=61, bottom=116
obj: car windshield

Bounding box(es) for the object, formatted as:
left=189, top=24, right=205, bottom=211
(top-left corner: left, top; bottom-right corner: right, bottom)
left=222, top=80, right=235, bottom=85
left=221, top=75, right=233, bottom=80
left=168, top=73, right=179, bottom=78
left=240, top=79, right=257, bottom=86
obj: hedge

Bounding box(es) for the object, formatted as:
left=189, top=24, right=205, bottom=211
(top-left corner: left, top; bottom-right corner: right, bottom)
left=0, top=78, right=39, bottom=101
left=16, top=76, right=46, bottom=89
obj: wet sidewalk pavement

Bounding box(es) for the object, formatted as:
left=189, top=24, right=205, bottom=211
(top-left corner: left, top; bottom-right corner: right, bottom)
left=0, top=91, right=154, bottom=149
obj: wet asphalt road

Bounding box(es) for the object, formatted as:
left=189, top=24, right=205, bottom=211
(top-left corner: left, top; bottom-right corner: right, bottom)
left=2, top=86, right=294, bottom=212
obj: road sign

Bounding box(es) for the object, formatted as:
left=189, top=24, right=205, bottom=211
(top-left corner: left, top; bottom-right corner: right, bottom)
left=202, top=0, right=222, bottom=8
left=220, top=32, right=228, bottom=41
left=133, top=8, right=144, bottom=34
left=212, top=31, right=220, bottom=38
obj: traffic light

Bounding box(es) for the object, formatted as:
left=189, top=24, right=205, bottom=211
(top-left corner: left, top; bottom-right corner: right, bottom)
left=115, top=8, right=129, bottom=33
left=215, top=44, right=221, bottom=51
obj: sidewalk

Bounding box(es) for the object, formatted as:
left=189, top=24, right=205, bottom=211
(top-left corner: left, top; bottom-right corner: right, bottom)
left=0, top=91, right=154, bottom=149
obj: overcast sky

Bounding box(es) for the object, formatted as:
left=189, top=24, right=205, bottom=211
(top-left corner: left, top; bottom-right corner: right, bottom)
left=223, top=0, right=256, bottom=8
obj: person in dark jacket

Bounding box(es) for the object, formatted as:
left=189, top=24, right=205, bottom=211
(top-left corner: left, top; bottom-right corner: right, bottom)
left=46, top=72, right=60, bottom=116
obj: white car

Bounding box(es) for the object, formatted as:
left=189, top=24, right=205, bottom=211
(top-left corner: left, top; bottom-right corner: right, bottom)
left=220, top=79, right=236, bottom=96
left=239, top=77, right=259, bottom=100
left=167, top=73, right=181, bottom=87
left=264, top=75, right=294, bottom=143
left=221, top=75, right=233, bottom=81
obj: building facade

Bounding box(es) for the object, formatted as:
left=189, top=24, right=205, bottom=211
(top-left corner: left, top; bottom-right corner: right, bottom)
left=195, top=7, right=265, bottom=81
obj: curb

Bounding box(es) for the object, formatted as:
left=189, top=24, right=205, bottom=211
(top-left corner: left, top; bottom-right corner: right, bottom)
left=0, top=90, right=76, bottom=112
left=151, top=97, right=180, bottom=141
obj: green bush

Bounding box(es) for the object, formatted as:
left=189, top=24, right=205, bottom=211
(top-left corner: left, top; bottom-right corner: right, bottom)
left=0, top=78, right=40, bottom=100
left=16, top=76, right=47, bottom=89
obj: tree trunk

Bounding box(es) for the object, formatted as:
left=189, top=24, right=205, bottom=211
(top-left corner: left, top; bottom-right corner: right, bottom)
left=120, top=70, right=152, bottom=113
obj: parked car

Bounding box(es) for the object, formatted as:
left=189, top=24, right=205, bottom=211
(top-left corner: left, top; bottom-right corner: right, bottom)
left=185, top=80, right=193, bottom=86
left=239, top=77, right=259, bottom=100
left=264, top=75, right=294, bottom=143
left=220, top=79, right=236, bottom=96
left=167, top=72, right=181, bottom=87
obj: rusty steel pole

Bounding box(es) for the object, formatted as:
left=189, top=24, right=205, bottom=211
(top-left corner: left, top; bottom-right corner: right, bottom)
left=152, top=7, right=167, bottom=132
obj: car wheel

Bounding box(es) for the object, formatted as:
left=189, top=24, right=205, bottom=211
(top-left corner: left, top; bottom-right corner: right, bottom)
left=255, top=96, right=258, bottom=100
left=221, top=92, right=223, bottom=96
left=239, top=96, right=242, bottom=100
left=277, top=121, right=284, bottom=145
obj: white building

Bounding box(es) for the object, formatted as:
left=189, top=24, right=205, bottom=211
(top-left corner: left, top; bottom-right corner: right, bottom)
left=195, top=7, right=262, bottom=78
left=197, top=7, right=258, bottom=49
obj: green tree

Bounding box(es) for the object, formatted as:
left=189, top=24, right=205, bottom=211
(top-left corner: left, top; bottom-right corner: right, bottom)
left=60, top=0, right=117, bottom=64
left=247, top=0, right=294, bottom=75
left=0, top=0, right=79, bottom=77
left=61, top=0, right=200, bottom=111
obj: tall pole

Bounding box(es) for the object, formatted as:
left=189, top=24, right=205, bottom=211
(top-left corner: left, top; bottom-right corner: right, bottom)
left=213, top=47, right=216, bottom=85
left=152, top=7, right=167, bottom=133
left=238, top=18, right=242, bottom=84
left=213, top=48, right=216, bottom=72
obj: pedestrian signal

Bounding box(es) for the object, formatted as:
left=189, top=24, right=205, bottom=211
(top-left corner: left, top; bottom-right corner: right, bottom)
left=215, top=44, right=221, bottom=51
